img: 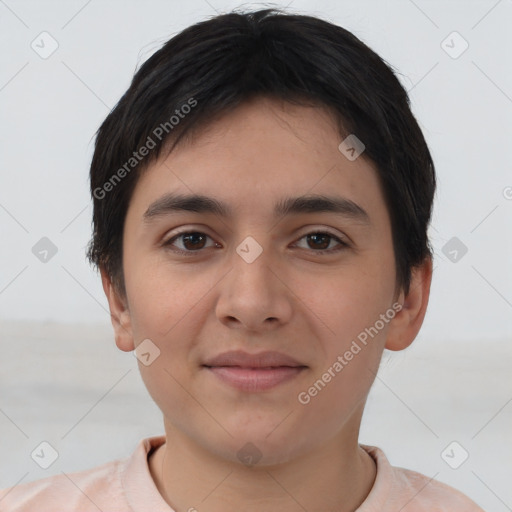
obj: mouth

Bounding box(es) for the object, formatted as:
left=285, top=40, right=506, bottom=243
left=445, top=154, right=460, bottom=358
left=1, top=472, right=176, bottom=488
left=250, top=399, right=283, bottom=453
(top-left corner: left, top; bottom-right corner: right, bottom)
left=202, top=350, right=307, bottom=392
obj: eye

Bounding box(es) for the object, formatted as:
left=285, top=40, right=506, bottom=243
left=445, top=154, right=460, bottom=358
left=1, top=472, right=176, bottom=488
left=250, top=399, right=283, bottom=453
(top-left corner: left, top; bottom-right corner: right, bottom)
left=293, top=231, right=348, bottom=254
left=162, top=231, right=218, bottom=255
left=162, top=229, right=349, bottom=256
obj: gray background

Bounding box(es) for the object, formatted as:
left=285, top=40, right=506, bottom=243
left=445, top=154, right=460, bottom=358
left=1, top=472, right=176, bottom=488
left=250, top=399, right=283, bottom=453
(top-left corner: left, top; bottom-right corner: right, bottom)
left=1, top=0, right=511, bottom=510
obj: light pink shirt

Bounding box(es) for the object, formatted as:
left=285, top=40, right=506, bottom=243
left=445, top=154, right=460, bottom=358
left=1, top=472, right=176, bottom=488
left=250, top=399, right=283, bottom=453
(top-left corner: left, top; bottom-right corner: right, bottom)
left=0, top=435, right=485, bottom=511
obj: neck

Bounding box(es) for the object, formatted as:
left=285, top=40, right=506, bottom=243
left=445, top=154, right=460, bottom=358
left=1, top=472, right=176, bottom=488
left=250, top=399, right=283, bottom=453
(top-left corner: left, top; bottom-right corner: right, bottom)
left=149, top=419, right=376, bottom=512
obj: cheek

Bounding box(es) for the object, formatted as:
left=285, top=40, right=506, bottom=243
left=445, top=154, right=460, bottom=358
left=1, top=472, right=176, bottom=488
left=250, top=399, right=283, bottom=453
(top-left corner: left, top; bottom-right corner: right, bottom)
left=124, top=250, right=208, bottom=338
left=296, top=273, right=392, bottom=416
left=296, top=259, right=394, bottom=342
left=294, top=257, right=394, bottom=400
left=124, top=258, right=208, bottom=424
left=124, top=257, right=216, bottom=404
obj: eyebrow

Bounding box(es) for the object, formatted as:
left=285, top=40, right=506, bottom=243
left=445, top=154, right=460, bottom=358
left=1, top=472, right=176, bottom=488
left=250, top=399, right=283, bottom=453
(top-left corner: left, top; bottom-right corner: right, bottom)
left=143, top=193, right=370, bottom=225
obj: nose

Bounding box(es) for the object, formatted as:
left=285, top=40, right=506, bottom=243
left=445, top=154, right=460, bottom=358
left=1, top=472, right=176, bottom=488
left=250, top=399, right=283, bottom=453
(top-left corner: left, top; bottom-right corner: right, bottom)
left=215, top=242, right=293, bottom=332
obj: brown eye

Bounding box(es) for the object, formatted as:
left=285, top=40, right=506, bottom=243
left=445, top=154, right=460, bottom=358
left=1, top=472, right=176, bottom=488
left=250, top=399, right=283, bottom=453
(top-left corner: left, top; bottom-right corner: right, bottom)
left=294, top=231, right=348, bottom=254
left=180, top=232, right=207, bottom=250
left=306, top=233, right=331, bottom=250
left=163, top=231, right=217, bottom=254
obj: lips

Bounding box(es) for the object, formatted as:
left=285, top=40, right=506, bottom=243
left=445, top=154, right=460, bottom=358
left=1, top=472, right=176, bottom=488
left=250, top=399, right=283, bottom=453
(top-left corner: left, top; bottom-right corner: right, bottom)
left=202, top=350, right=305, bottom=369
left=202, top=350, right=307, bottom=392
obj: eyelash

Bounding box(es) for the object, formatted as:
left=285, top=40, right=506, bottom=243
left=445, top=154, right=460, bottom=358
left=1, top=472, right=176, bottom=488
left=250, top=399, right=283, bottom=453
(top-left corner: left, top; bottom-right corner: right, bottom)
left=162, top=229, right=349, bottom=256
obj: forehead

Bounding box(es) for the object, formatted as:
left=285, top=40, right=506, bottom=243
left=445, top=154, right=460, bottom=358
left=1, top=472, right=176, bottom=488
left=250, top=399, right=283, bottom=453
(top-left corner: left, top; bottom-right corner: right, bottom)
left=126, top=97, right=388, bottom=228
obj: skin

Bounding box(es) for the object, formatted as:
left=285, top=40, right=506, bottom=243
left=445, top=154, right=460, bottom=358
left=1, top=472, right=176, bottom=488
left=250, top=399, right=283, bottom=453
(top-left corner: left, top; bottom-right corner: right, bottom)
left=101, top=97, right=432, bottom=512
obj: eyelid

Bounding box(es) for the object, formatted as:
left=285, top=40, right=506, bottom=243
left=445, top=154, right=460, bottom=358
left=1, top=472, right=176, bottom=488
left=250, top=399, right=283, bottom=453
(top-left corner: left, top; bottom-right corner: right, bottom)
left=161, top=227, right=217, bottom=252
left=161, top=225, right=214, bottom=244
left=295, top=225, right=350, bottom=244
left=291, top=230, right=349, bottom=254
left=161, top=225, right=351, bottom=253
left=163, top=224, right=349, bottom=241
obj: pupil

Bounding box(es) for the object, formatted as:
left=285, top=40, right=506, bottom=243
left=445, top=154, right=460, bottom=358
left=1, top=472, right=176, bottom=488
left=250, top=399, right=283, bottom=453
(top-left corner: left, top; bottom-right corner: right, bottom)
left=184, top=233, right=205, bottom=250
left=309, top=233, right=329, bottom=250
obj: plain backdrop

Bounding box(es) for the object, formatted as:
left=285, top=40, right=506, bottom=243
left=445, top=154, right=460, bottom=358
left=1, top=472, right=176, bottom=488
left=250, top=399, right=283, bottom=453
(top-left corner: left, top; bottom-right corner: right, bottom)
left=0, top=1, right=511, bottom=510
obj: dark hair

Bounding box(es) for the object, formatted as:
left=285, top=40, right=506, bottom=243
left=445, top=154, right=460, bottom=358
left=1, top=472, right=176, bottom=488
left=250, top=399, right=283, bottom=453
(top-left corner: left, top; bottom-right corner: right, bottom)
left=86, top=8, right=436, bottom=299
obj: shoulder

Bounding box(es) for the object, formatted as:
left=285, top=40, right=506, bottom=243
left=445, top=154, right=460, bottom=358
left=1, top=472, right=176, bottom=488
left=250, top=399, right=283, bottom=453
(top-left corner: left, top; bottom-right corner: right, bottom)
left=360, top=445, right=485, bottom=512
left=391, top=465, right=485, bottom=511
left=0, top=458, right=127, bottom=512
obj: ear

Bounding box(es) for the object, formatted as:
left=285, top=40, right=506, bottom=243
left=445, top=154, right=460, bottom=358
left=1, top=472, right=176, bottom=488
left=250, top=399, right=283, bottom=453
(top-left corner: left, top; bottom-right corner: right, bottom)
left=100, top=267, right=135, bottom=352
left=385, top=257, right=433, bottom=351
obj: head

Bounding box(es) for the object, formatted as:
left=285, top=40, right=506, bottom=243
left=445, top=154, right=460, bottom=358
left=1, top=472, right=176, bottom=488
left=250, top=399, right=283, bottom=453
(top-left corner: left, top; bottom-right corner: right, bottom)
left=87, top=9, right=435, bottom=464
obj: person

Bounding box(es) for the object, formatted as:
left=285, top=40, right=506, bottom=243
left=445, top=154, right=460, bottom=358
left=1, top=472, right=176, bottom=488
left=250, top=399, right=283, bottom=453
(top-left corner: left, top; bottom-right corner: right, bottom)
left=0, top=8, right=485, bottom=511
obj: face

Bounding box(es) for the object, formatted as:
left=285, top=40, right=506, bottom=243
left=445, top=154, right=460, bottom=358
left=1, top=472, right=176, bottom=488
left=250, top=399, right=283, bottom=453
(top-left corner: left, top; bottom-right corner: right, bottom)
left=105, top=97, right=426, bottom=466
